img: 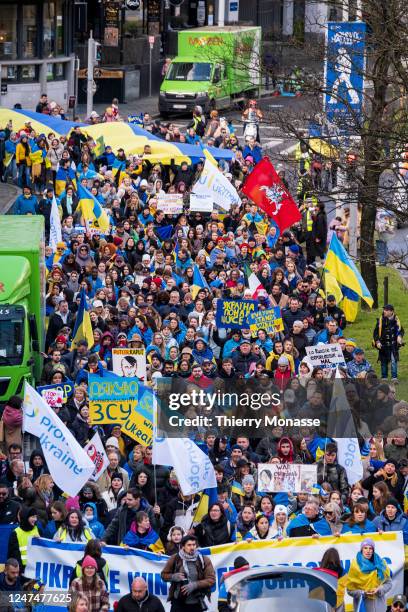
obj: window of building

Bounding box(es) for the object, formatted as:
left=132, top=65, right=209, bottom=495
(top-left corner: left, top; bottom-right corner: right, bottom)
left=56, top=0, right=64, bottom=55
left=22, top=5, right=37, bottom=59
left=44, top=1, right=56, bottom=57
left=0, top=5, right=17, bottom=60
left=20, top=64, right=37, bottom=81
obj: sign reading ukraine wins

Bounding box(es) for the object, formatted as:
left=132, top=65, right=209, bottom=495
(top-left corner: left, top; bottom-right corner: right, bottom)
left=89, top=371, right=153, bottom=446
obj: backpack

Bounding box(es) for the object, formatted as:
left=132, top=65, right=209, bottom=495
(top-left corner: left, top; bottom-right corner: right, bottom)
left=195, top=118, right=205, bottom=137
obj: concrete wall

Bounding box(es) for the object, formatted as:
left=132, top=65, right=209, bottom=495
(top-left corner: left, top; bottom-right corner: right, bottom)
left=0, top=81, right=69, bottom=111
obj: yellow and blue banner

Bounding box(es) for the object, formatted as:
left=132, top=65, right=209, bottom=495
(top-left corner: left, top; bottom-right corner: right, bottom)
left=247, top=306, right=284, bottom=335
left=324, top=233, right=373, bottom=307
left=71, top=288, right=94, bottom=350
left=216, top=299, right=258, bottom=330
left=77, top=184, right=110, bottom=234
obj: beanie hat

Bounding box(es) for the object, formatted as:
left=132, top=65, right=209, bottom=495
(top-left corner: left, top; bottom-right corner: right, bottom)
left=361, top=538, right=375, bottom=551
left=384, top=458, right=398, bottom=468
left=82, top=555, right=98, bottom=570
left=110, top=471, right=123, bottom=483
left=278, top=356, right=289, bottom=366
left=242, top=475, right=255, bottom=487
left=386, top=497, right=400, bottom=510
left=65, top=496, right=80, bottom=511
left=234, top=556, right=250, bottom=569
left=105, top=436, right=119, bottom=449
left=274, top=504, right=288, bottom=517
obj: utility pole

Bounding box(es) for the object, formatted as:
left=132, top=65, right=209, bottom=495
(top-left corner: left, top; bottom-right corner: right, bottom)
left=86, top=30, right=101, bottom=119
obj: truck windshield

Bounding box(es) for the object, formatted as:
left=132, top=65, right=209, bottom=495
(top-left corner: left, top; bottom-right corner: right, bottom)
left=166, top=62, right=212, bottom=82
left=0, top=310, right=24, bottom=366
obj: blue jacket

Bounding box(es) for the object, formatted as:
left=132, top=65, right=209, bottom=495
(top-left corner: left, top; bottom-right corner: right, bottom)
left=243, top=144, right=263, bottom=164
left=83, top=502, right=104, bottom=539
left=286, top=513, right=332, bottom=537
left=15, top=194, right=38, bottom=215
left=222, top=338, right=241, bottom=358
left=314, top=328, right=343, bottom=344
left=373, top=508, right=408, bottom=544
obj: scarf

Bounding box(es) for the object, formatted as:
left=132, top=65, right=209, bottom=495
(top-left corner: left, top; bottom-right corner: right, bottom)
left=179, top=547, right=199, bottom=562
left=356, top=551, right=386, bottom=582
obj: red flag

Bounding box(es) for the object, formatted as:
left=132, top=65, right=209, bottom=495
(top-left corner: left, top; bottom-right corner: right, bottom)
left=242, top=157, right=302, bottom=232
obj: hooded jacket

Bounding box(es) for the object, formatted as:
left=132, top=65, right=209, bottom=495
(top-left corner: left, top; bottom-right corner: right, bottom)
left=83, top=502, right=105, bottom=539
left=373, top=506, right=408, bottom=544
left=7, top=507, right=40, bottom=570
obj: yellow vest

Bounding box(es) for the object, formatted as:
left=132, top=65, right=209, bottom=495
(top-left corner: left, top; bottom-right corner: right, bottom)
left=15, top=526, right=39, bottom=565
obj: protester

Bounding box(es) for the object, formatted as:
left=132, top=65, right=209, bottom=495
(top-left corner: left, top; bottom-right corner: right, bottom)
left=346, top=539, right=392, bottom=612
left=161, top=535, right=216, bottom=612
left=116, top=577, right=165, bottom=612
left=69, top=555, right=109, bottom=612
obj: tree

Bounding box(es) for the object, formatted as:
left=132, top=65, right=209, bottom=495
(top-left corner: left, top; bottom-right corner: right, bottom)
left=226, top=1, right=408, bottom=309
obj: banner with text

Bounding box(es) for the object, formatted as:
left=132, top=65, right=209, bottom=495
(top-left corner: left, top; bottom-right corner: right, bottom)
left=305, top=344, right=346, bottom=369
left=26, top=533, right=404, bottom=611
left=248, top=306, right=284, bottom=335
left=216, top=299, right=258, bottom=329
left=258, top=463, right=317, bottom=493
left=157, top=193, right=184, bottom=215
left=112, top=348, right=146, bottom=382
left=89, top=371, right=139, bottom=425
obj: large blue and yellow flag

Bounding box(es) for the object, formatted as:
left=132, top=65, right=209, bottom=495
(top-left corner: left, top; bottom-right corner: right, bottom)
left=71, top=288, right=94, bottom=350
left=191, top=264, right=210, bottom=299
left=340, top=285, right=359, bottom=323
left=77, top=184, right=110, bottom=234
left=324, top=234, right=373, bottom=306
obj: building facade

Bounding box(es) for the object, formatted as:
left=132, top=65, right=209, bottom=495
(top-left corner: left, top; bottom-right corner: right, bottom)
left=0, top=0, right=75, bottom=110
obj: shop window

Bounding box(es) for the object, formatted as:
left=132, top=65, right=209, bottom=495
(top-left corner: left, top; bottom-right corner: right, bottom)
left=44, top=1, right=56, bottom=57
left=0, top=5, right=17, bottom=60
left=23, top=5, right=37, bottom=59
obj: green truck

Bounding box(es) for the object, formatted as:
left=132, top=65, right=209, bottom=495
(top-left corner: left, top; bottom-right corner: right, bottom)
left=159, top=26, right=261, bottom=116
left=0, top=216, right=45, bottom=402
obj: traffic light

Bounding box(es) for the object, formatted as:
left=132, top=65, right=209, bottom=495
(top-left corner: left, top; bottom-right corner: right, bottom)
left=94, top=40, right=102, bottom=63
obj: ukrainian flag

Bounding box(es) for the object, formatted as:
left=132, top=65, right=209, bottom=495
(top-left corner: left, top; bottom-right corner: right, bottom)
left=203, top=148, right=218, bottom=167
left=191, top=264, right=210, bottom=299
left=77, top=184, right=110, bottom=234
left=231, top=480, right=244, bottom=497
left=112, top=158, right=127, bottom=186
left=71, top=288, right=94, bottom=350
left=192, top=487, right=218, bottom=524
left=340, top=285, right=359, bottom=323
left=93, top=135, right=105, bottom=158
left=55, top=167, right=77, bottom=196
left=324, top=271, right=343, bottom=304
left=324, top=234, right=373, bottom=307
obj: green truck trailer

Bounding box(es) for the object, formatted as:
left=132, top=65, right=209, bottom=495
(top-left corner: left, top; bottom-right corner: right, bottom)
left=159, top=26, right=261, bottom=116
left=0, top=216, right=45, bottom=402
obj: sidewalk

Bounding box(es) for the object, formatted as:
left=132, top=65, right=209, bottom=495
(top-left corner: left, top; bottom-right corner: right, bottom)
left=0, top=182, right=20, bottom=214
left=76, top=96, right=160, bottom=121
left=75, top=86, right=277, bottom=122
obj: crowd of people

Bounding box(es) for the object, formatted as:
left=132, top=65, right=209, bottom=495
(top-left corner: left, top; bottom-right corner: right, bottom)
left=0, top=96, right=407, bottom=612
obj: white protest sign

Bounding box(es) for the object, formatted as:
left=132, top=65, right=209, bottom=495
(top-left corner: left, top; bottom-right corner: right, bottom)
left=157, top=193, right=184, bottom=214
left=258, top=463, right=317, bottom=493
left=39, top=387, right=64, bottom=408
left=112, top=347, right=147, bottom=382
left=305, top=343, right=346, bottom=369
left=189, top=192, right=214, bottom=213
left=84, top=432, right=110, bottom=481
left=27, top=532, right=404, bottom=610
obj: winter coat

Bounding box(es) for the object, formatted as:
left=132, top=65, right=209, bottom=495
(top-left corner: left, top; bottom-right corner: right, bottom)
left=194, top=514, right=235, bottom=547
left=373, top=507, right=408, bottom=544
left=316, top=460, right=350, bottom=502
left=373, top=314, right=405, bottom=361
left=161, top=552, right=215, bottom=602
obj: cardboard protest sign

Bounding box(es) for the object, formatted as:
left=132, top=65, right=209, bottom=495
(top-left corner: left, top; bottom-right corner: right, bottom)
left=305, top=344, right=346, bottom=369
left=247, top=306, right=284, bottom=335
left=216, top=299, right=258, bottom=329
left=258, top=463, right=317, bottom=493
left=112, top=347, right=146, bottom=381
